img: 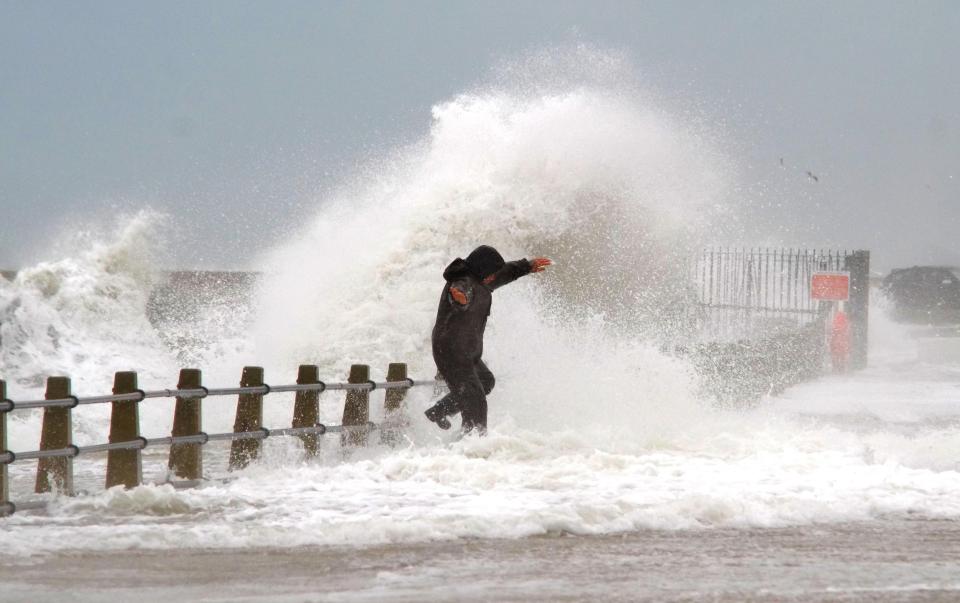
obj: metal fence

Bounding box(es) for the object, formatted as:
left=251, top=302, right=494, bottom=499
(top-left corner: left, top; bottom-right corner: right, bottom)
left=681, top=248, right=857, bottom=345
left=694, top=248, right=849, bottom=314
left=0, top=363, right=437, bottom=517
left=674, top=248, right=871, bottom=404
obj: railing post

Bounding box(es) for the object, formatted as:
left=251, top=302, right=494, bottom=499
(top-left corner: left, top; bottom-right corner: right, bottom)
left=230, top=366, right=264, bottom=470
left=292, top=365, right=321, bottom=456
left=380, top=362, right=408, bottom=446
left=341, top=364, right=370, bottom=448
left=1, top=379, right=10, bottom=515
left=35, top=376, right=74, bottom=495
left=106, top=371, right=142, bottom=489
left=845, top=250, right=870, bottom=370
left=169, top=368, right=203, bottom=481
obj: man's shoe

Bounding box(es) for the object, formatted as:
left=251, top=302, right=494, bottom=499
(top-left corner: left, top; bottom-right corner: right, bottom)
left=424, top=406, right=452, bottom=430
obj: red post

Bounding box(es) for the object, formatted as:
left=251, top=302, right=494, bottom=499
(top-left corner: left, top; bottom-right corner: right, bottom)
left=830, top=304, right=851, bottom=373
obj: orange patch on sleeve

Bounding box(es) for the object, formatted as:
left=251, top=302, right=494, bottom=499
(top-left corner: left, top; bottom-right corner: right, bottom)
left=449, top=286, right=468, bottom=305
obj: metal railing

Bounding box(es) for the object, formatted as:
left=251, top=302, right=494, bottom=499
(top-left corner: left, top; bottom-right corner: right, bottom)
left=0, top=379, right=434, bottom=413
left=0, top=363, right=438, bottom=517
left=668, top=248, right=872, bottom=404
left=693, top=248, right=850, bottom=315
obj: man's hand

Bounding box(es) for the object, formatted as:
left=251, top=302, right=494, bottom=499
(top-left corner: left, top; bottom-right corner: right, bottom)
left=449, top=285, right=469, bottom=305
left=529, top=257, right=552, bottom=273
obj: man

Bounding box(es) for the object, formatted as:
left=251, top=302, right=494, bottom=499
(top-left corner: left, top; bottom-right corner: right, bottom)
left=424, top=245, right=551, bottom=434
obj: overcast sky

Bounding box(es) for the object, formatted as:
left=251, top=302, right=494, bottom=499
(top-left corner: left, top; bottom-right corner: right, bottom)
left=1, top=1, right=957, bottom=272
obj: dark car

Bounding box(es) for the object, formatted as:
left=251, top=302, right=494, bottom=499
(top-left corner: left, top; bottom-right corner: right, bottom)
left=882, top=266, right=960, bottom=324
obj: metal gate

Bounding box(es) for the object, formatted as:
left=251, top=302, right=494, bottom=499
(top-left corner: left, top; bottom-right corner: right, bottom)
left=688, top=248, right=870, bottom=370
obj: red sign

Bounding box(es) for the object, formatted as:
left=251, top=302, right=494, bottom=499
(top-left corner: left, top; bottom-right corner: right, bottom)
left=811, top=271, right=850, bottom=301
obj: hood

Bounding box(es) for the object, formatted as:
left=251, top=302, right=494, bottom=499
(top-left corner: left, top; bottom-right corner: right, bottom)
left=464, top=245, right=505, bottom=279
left=443, top=258, right=472, bottom=281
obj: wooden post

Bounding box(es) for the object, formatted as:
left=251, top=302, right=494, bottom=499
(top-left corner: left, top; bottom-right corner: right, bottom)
left=845, top=250, right=870, bottom=370
left=229, top=366, right=264, bottom=470
left=106, top=371, right=142, bottom=489
left=1, top=380, right=9, bottom=515
left=380, top=362, right=408, bottom=446
left=292, top=365, right=321, bottom=456
left=341, top=364, right=370, bottom=448
left=35, top=376, right=74, bottom=495
left=169, top=369, right=203, bottom=480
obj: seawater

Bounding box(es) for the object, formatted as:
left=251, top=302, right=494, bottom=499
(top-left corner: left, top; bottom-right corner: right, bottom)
left=1, top=52, right=959, bottom=570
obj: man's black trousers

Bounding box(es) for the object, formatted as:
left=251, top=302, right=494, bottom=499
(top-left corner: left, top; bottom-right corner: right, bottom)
left=428, top=357, right=495, bottom=433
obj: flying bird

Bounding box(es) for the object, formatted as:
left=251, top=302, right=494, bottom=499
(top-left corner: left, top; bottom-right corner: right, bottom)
left=805, top=170, right=819, bottom=183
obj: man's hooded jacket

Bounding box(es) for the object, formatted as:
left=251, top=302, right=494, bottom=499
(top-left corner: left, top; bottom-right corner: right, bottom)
left=431, top=245, right=531, bottom=367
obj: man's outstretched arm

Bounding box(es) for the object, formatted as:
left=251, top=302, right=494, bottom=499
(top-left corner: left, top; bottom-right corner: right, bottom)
left=484, top=257, right=552, bottom=290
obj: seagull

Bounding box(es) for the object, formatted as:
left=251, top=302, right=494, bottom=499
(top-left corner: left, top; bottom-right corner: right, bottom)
left=805, top=170, right=819, bottom=183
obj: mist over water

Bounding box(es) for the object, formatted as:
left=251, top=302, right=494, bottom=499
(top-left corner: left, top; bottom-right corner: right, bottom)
left=252, top=50, right=734, bottom=373
left=2, top=50, right=960, bottom=557
left=243, top=51, right=734, bottom=445
left=0, top=213, right=175, bottom=392
left=0, top=51, right=731, bottom=436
